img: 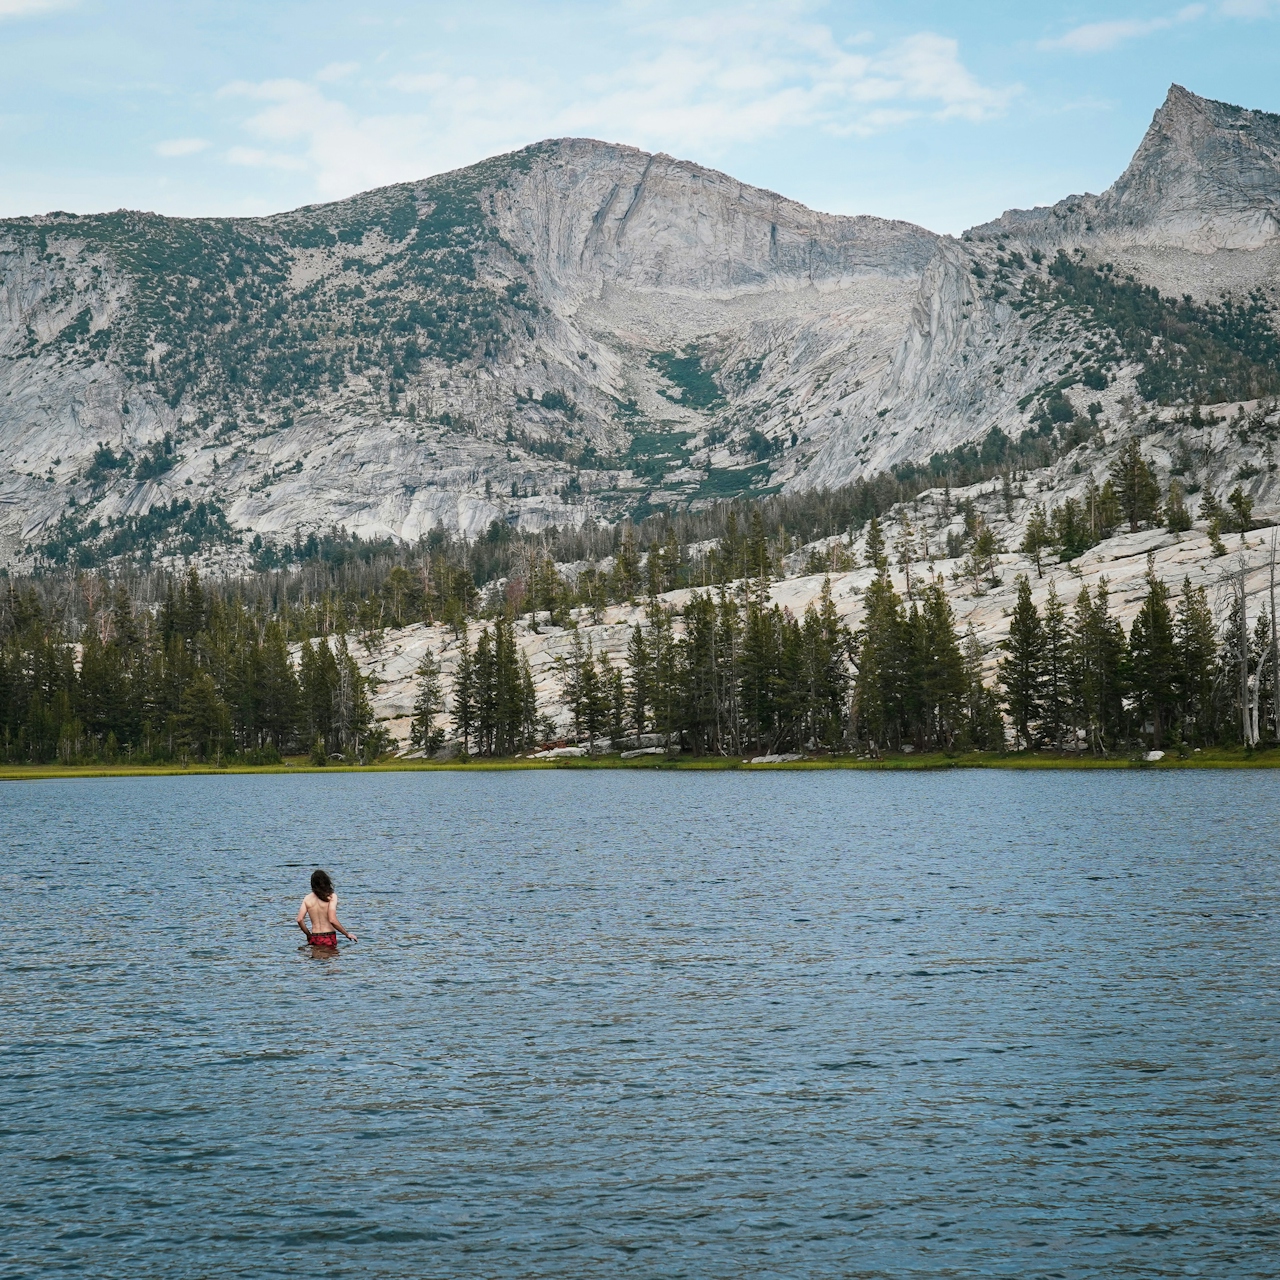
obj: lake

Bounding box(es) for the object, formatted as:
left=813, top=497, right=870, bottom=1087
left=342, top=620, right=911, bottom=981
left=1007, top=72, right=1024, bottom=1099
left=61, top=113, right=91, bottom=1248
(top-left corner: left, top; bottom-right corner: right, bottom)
left=2, top=771, right=1277, bottom=1277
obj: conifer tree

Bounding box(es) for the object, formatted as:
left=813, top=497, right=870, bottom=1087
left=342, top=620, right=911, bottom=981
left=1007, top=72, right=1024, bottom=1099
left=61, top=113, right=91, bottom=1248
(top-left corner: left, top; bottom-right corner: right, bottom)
left=915, top=582, right=966, bottom=749
left=1174, top=578, right=1216, bottom=745
left=1000, top=575, right=1045, bottom=749
left=1069, top=579, right=1129, bottom=753
left=332, top=633, right=374, bottom=757
left=864, top=515, right=888, bottom=574
left=452, top=635, right=476, bottom=754
left=961, top=625, right=1004, bottom=750
left=853, top=571, right=907, bottom=752
left=409, top=648, right=445, bottom=754
left=1163, top=479, right=1192, bottom=533
left=599, top=650, right=627, bottom=746
left=681, top=592, right=719, bottom=753
left=1228, top=485, right=1254, bottom=538
left=518, top=653, right=540, bottom=749
left=1094, top=479, right=1123, bottom=539
left=626, top=623, right=651, bottom=736
left=1129, top=568, right=1178, bottom=746
left=1021, top=505, right=1051, bottom=577
left=1040, top=582, right=1071, bottom=748
left=746, top=510, right=771, bottom=584
left=258, top=621, right=300, bottom=752
left=1111, top=438, right=1161, bottom=532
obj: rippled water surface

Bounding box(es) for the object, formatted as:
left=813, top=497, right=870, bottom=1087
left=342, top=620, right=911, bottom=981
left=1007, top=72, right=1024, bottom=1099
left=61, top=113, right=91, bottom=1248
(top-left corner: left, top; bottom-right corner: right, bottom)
left=2, top=771, right=1278, bottom=1278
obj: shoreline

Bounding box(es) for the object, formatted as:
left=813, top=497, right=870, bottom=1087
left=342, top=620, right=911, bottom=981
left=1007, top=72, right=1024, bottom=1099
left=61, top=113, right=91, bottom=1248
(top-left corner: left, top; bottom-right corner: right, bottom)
left=2, top=747, right=1278, bottom=780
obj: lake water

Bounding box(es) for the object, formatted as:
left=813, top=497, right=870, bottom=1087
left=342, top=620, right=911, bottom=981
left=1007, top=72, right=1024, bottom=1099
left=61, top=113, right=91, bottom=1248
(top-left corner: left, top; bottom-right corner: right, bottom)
left=2, top=770, right=1277, bottom=1278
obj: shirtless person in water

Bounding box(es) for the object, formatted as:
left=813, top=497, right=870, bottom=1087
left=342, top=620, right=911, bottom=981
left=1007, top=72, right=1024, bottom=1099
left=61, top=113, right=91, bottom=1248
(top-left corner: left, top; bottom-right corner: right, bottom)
left=297, top=869, right=357, bottom=948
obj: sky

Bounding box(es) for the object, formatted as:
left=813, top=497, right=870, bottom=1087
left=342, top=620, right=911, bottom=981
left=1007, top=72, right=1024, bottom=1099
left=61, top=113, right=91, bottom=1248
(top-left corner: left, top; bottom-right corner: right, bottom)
left=0, top=0, right=1277, bottom=234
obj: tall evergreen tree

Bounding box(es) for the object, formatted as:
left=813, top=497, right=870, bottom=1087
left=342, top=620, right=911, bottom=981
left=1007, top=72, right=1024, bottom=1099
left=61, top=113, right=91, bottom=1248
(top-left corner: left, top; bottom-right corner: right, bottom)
left=1129, top=568, right=1179, bottom=746
left=1040, top=582, right=1071, bottom=748
left=409, top=648, right=445, bottom=754
left=626, top=623, right=651, bottom=736
left=1111, top=438, right=1161, bottom=532
left=452, top=635, right=476, bottom=754
left=1000, top=575, right=1045, bottom=748
left=1069, top=579, right=1129, bottom=754
left=1174, top=578, right=1216, bottom=745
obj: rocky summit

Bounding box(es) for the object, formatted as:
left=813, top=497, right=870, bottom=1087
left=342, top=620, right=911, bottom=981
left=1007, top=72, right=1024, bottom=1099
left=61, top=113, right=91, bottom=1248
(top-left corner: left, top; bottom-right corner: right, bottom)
left=1, top=84, right=1279, bottom=570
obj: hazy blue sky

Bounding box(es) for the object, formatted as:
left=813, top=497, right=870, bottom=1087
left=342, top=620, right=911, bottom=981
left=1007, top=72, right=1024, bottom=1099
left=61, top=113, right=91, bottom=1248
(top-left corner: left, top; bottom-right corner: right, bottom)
left=1, top=0, right=1277, bottom=233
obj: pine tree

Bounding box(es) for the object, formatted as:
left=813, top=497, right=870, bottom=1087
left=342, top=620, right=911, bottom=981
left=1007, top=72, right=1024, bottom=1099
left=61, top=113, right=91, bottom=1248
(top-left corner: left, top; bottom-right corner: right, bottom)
left=599, top=650, right=627, bottom=746
left=181, top=671, right=230, bottom=761
left=452, top=635, right=476, bottom=754
left=746, top=510, right=771, bottom=584
left=916, top=582, right=966, bottom=750
left=518, top=653, right=539, bottom=749
left=1163, top=479, right=1192, bottom=533
left=1094, top=479, right=1122, bottom=538
left=332, top=633, right=374, bottom=758
left=1040, top=582, right=1071, bottom=748
left=864, top=515, right=888, bottom=573
left=648, top=607, right=681, bottom=750
left=409, top=648, right=445, bottom=754
left=1069, top=579, right=1129, bottom=754
left=1021, top=505, right=1051, bottom=577
left=853, top=572, right=907, bottom=752
left=961, top=625, right=1004, bottom=750
left=626, top=624, right=651, bottom=736
left=473, top=627, right=497, bottom=754
left=258, top=621, right=300, bottom=752
left=1174, top=578, right=1216, bottom=745
left=1000, top=575, right=1045, bottom=749
left=299, top=638, right=335, bottom=754
left=1111, top=439, right=1161, bottom=532
left=681, top=592, right=719, bottom=753
left=1228, top=485, right=1255, bottom=538
left=1129, top=568, right=1178, bottom=746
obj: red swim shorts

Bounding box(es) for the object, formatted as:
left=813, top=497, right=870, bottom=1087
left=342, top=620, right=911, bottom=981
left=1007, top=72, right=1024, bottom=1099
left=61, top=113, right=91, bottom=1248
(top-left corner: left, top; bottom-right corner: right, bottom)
left=307, top=932, right=338, bottom=948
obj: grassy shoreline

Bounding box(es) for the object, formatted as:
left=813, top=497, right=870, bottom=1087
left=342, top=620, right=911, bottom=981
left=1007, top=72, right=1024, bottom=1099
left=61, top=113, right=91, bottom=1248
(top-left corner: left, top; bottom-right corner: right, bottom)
left=2, top=746, right=1277, bottom=781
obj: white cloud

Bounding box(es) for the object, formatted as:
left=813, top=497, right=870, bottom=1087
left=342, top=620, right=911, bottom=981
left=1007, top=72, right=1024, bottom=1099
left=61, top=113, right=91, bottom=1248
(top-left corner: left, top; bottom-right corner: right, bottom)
left=0, top=0, right=73, bottom=15
left=225, top=144, right=308, bottom=172
left=155, top=137, right=208, bottom=158
left=316, top=61, right=359, bottom=83
left=1040, top=5, right=1205, bottom=53
left=217, top=12, right=1015, bottom=201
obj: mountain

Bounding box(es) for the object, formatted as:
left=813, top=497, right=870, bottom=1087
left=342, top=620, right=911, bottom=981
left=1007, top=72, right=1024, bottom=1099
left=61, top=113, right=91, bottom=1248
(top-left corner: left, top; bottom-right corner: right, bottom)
left=1, top=85, right=1278, bottom=570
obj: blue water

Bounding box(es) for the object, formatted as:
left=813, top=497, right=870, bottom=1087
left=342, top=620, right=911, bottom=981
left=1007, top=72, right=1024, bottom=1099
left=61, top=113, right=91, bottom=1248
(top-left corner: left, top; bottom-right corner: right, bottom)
left=1, top=771, right=1277, bottom=1278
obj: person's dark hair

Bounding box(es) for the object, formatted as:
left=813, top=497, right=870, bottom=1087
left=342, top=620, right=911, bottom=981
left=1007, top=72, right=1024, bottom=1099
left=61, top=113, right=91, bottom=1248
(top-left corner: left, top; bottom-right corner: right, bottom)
left=310, top=869, right=333, bottom=902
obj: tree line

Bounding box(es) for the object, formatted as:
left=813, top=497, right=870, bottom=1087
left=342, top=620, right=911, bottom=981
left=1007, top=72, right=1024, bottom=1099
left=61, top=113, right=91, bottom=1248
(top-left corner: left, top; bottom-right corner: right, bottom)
left=1, top=544, right=1273, bottom=766
left=0, top=570, right=385, bottom=765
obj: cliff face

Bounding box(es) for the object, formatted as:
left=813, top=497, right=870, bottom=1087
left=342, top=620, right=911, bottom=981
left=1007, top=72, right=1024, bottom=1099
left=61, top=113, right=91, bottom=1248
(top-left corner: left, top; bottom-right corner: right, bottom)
left=980, top=86, right=1280, bottom=254
left=1, top=86, right=1279, bottom=569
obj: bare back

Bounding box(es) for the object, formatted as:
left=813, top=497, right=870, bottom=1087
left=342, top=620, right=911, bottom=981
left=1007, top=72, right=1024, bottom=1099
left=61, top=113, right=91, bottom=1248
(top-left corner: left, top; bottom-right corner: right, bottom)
left=302, top=892, right=335, bottom=934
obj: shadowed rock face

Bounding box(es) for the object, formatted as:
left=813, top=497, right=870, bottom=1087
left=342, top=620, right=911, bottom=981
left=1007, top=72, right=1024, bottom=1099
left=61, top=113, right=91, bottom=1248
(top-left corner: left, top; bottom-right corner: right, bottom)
left=0, top=87, right=1278, bottom=569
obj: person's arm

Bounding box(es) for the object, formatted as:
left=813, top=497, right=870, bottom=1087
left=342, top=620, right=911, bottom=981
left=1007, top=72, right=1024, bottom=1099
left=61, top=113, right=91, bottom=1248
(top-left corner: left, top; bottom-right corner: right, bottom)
left=297, top=899, right=311, bottom=936
left=329, top=894, right=357, bottom=943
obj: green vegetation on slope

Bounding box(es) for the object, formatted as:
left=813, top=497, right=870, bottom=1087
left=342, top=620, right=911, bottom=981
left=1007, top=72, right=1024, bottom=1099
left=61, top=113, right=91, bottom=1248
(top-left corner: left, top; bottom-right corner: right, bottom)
left=10, top=150, right=542, bottom=418
left=1032, top=252, right=1280, bottom=405
left=651, top=345, right=725, bottom=410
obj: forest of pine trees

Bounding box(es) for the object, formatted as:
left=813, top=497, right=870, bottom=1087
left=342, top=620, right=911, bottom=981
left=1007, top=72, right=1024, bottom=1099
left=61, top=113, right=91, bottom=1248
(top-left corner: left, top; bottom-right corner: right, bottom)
left=2, top=511, right=1277, bottom=764
left=0, top=569, right=384, bottom=765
